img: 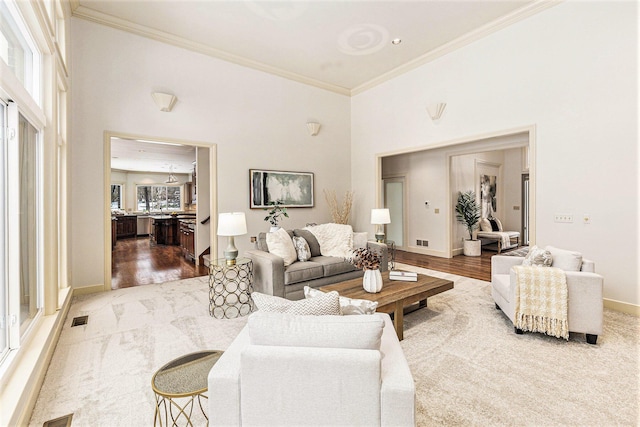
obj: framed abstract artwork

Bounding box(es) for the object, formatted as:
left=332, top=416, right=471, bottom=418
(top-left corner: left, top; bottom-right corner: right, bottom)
left=250, top=169, right=314, bottom=208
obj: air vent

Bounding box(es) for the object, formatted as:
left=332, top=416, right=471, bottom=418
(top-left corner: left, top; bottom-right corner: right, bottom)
left=43, top=413, right=73, bottom=427
left=71, top=315, right=88, bottom=327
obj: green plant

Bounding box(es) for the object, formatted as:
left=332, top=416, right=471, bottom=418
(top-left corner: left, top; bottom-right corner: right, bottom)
left=455, top=190, right=481, bottom=241
left=263, top=200, right=289, bottom=227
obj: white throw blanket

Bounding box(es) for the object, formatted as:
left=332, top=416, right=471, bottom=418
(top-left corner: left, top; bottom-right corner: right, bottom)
left=304, top=223, right=353, bottom=258
left=513, top=265, right=569, bottom=340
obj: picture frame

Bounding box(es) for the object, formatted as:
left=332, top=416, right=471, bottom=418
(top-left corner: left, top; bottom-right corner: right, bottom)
left=250, top=169, right=314, bottom=208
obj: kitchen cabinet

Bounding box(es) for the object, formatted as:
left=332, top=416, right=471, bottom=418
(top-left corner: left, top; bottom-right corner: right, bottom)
left=179, top=220, right=196, bottom=261
left=150, top=216, right=178, bottom=246
left=115, top=215, right=137, bottom=238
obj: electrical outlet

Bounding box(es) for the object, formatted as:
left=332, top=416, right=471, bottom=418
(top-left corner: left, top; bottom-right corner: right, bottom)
left=554, top=214, right=573, bottom=223
left=250, top=236, right=256, bottom=243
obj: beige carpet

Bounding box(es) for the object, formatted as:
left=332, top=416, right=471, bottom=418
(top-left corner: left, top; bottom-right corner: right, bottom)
left=29, top=264, right=639, bottom=426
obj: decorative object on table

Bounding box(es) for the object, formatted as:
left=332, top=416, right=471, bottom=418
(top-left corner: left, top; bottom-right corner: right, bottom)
left=151, top=350, right=223, bottom=426
left=371, top=208, right=391, bottom=243
left=250, top=169, right=314, bottom=208
left=209, top=257, right=254, bottom=319
left=323, top=189, right=354, bottom=224
left=389, top=270, right=417, bottom=282
left=217, top=212, right=247, bottom=265
left=263, top=200, right=289, bottom=231
left=347, top=247, right=383, bottom=293
left=455, top=190, right=481, bottom=257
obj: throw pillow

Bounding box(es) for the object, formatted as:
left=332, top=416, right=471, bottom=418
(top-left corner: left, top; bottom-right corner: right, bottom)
left=479, top=218, right=492, bottom=232
left=494, top=218, right=504, bottom=232
left=304, top=286, right=378, bottom=315
left=292, top=236, right=311, bottom=262
left=265, top=228, right=297, bottom=267
left=251, top=291, right=342, bottom=316
left=522, top=245, right=553, bottom=267
left=489, top=219, right=500, bottom=232
left=352, top=232, right=368, bottom=250
left=545, top=246, right=583, bottom=271
left=293, top=229, right=322, bottom=257
left=248, top=311, right=384, bottom=350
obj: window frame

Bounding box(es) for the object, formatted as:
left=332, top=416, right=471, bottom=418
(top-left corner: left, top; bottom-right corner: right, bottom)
left=135, top=184, right=183, bottom=213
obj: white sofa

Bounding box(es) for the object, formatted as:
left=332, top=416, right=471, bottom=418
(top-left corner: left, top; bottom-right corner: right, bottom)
left=491, top=246, right=604, bottom=344
left=208, top=311, right=415, bottom=426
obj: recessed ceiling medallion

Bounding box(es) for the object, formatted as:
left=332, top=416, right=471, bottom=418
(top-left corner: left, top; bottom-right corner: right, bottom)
left=338, top=24, right=389, bottom=56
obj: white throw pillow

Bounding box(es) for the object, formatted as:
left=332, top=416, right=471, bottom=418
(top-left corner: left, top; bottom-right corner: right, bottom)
left=248, top=311, right=384, bottom=350
left=522, top=245, right=552, bottom=267
left=352, top=232, right=369, bottom=250
left=251, top=291, right=342, bottom=316
left=479, top=218, right=492, bottom=232
left=266, top=228, right=297, bottom=267
left=292, top=236, right=311, bottom=262
left=304, top=286, right=378, bottom=315
left=545, top=246, right=583, bottom=271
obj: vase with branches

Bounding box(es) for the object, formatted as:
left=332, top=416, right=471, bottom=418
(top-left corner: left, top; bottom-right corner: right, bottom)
left=264, top=200, right=289, bottom=230
left=324, top=189, right=354, bottom=224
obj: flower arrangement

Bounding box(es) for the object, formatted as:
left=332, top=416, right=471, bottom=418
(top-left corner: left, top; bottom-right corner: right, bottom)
left=346, top=247, right=381, bottom=270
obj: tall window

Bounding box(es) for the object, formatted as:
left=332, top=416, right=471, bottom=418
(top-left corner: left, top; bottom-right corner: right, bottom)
left=0, top=102, right=7, bottom=360
left=110, top=184, right=123, bottom=209
left=136, top=185, right=181, bottom=212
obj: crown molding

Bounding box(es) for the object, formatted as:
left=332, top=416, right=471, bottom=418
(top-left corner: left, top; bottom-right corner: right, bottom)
left=350, top=0, right=562, bottom=96
left=71, top=0, right=559, bottom=98
left=70, top=4, right=351, bottom=96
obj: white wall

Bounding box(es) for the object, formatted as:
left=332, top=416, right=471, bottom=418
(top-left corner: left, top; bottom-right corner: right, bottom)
left=352, top=1, right=638, bottom=306
left=70, top=19, right=351, bottom=289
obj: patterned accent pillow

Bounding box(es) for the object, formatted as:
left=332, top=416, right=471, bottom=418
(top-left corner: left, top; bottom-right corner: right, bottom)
left=304, top=286, right=378, bottom=315
left=292, top=236, right=311, bottom=262
left=251, top=291, right=342, bottom=316
left=522, top=245, right=553, bottom=267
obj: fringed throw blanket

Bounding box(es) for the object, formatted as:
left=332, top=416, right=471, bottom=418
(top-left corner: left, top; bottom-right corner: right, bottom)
left=513, top=266, right=569, bottom=340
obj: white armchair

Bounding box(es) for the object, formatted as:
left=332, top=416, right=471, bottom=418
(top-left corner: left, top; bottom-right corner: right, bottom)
left=208, top=311, right=415, bottom=426
left=491, top=246, right=604, bottom=344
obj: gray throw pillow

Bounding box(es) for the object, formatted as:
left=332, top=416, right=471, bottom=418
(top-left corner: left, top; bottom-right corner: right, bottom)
left=522, top=245, right=553, bottom=267
left=293, top=229, right=321, bottom=257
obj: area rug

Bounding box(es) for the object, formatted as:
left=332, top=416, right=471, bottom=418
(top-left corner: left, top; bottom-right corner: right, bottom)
left=29, top=265, right=639, bottom=426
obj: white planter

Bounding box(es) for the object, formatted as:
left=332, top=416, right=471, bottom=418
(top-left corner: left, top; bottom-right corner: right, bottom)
left=463, top=239, right=481, bottom=257
left=363, top=269, right=383, bottom=293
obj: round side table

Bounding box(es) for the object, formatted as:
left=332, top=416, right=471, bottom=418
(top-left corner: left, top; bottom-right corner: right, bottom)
left=209, top=257, right=255, bottom=319
left=151, top=350, right=223, bottom=426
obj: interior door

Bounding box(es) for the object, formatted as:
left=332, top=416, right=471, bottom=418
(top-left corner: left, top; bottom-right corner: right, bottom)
left=383, top=178, right=405, bottom=249
left=522, top=173, right=530, bottom=245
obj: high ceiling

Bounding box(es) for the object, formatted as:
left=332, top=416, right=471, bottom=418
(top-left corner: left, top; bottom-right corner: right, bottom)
left=71, top=0, right=549, bottom=96
left=111, top=138, right=195, bottom=174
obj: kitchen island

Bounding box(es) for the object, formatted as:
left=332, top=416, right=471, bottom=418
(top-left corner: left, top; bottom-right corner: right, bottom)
left=150, top=214, right=196, bottom=246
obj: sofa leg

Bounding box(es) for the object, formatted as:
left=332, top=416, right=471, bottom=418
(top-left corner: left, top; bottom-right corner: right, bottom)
left=514, top=327, right=524, bottom=335
left=586, top=334, right=598, bottom=345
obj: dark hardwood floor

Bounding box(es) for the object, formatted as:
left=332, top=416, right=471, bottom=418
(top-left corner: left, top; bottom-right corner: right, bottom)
left=395, top=249, right=498, bottom=282
left=111, top=236, right=209, bottom=289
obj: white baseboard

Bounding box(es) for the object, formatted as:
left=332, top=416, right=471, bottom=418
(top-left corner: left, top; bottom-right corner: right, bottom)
left=73, top=283, right=108, bottom=295
left=405, top=246, right=450, bottom=258
left=604, top=298, right=640, bottom=317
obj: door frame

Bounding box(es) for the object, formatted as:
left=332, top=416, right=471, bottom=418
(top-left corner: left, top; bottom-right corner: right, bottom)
left=103, top=131, right=218, bottom=292
left=382, top=175, right=407, bottom=250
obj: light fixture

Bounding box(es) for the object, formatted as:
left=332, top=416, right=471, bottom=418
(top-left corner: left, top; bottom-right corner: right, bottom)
left=152, top=92, right=177, bottom=112
left=391, top=38, right=402, bottom=45
left=306, top=122, right=321, bottom=136
left=371, top=208, right=391, bottom=243
left=165, top=166, right=178, bottom=184
left=217, top=212, right=248, bottom=265
left=426, top=103, right=447, bottom=121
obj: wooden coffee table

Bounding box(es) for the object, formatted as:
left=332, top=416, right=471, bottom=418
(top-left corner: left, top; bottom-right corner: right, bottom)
left=321, top=271, right=453, bottom=340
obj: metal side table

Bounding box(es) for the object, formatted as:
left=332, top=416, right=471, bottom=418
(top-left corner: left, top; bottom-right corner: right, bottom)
left=209, top=257, right=255, bottom=319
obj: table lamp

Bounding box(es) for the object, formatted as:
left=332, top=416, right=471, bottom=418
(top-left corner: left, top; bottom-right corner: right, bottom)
left=217, top=212, right=247, bottom=265
left=371, top=208, right=391, bottom=243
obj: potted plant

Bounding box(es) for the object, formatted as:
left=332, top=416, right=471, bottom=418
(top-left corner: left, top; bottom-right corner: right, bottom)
left=455, top=190, right=482, bottom=256
left=346, top=248, right=383, bottom=293
left=264, top=200, right=289, bottom=231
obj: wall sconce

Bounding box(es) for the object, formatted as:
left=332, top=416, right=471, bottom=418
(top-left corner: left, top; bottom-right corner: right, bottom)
left=306, top=122, right=321, bottom=136
left=152, top=92, right=177, bottom=112
left=426, top=103, right=446, bottom=121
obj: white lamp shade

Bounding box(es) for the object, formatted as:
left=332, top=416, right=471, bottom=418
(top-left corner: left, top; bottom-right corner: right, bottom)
left=217, top=212, right=247, bottom=236
left=370, top=208, right=391, bottom=225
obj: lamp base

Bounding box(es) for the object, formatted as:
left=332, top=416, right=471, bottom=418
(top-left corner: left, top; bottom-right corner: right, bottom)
left=224, top=236, right=238, bottom=266
left=375, top=232, right=385, bottom=243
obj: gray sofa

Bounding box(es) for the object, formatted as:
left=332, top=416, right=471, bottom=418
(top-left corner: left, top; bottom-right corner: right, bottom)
left=246, top=229, right=388, bottom=300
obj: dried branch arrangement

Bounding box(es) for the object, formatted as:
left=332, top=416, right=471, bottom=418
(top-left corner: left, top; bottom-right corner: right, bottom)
left=323, top=189, right=354, bottom=225
left=346, top=247, right=381, bottom=270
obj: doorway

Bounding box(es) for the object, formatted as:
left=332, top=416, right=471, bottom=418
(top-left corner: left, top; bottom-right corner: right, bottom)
left=522, top=173, right=530, bottom=245
left=383, top=177, right=405, bottom=249
left=103, top=132, right=217, bottom=291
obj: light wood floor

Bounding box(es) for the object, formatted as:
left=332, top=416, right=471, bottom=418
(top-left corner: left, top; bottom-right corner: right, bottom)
left=111, top=236, right=208, bottom=289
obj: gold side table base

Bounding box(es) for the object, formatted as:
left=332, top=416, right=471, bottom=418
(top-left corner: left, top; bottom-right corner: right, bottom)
left=154, top=393, right=208, bottom=427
